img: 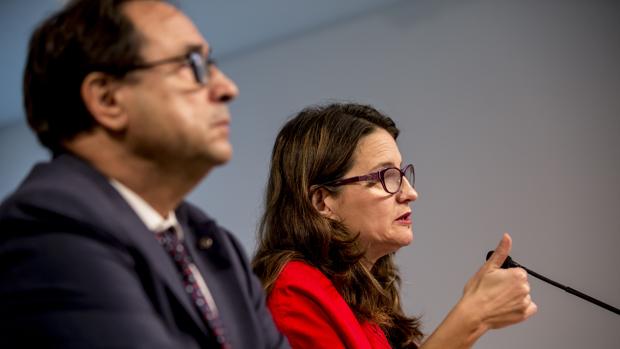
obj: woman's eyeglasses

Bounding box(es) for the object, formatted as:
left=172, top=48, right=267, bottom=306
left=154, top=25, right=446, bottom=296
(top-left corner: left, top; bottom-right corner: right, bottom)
left=320, top=164, right=415, bottom=194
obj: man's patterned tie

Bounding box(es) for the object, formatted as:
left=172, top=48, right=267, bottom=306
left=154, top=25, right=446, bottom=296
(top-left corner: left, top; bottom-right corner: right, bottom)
left=157, top=227, right=231, bottom=349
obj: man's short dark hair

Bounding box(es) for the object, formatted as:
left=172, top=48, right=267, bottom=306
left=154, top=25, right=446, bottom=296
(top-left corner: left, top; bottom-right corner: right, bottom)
left=23, top=0, right=155, bottom=153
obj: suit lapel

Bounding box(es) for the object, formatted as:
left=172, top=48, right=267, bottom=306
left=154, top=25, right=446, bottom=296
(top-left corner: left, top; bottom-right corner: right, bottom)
left=109, top=207, right=209, bottom=334
left=53, top=154, right=209, bottom=335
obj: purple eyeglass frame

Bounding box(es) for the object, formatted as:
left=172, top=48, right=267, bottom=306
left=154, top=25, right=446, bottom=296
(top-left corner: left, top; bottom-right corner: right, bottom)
left=321, top=164, right=415, bottom=194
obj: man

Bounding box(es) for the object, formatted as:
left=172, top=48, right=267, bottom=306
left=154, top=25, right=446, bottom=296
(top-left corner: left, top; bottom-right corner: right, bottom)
left=0, top=0, right=289, bottom=347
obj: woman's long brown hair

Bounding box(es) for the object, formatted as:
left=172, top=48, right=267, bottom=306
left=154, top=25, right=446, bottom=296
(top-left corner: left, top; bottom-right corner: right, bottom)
left=252, top=103, right=423, bottom=348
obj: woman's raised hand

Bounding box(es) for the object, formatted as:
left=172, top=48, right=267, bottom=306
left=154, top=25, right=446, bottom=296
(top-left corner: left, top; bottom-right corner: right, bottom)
left=461, top=233, right=538, bottom=331
left=419, top=233, right=537, bottom=349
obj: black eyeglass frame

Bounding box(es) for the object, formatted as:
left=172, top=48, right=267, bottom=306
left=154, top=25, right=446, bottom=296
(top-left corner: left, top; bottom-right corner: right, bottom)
left=320, top=164, right=415, bottom=194
left=123, top=47, right=215, bottom=85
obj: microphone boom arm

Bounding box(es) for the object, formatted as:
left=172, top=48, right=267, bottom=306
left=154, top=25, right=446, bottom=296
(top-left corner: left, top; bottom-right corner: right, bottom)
left=486, top=251, right=620, bottom=316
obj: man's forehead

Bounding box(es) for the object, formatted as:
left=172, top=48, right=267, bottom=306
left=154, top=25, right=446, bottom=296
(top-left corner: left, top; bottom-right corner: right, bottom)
left=123, top=1, right=207, bottom=57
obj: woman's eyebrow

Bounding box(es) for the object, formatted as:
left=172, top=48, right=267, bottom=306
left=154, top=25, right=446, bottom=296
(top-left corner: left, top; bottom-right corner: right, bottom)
left=368, top=161, right=400, bottom=172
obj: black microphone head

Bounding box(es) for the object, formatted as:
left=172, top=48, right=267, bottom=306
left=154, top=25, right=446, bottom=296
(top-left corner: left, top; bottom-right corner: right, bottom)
left=486, top=250, right=519, bottom=269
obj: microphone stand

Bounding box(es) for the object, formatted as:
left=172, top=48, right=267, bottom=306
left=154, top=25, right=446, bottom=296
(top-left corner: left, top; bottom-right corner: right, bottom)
left=486, top=252, right=620, bottom=316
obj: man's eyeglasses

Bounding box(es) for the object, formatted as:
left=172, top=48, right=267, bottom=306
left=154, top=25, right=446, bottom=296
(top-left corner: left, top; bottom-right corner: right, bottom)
left=124, top=48, right=215, bottom=85
left=320, top=164, right=415, bottom=194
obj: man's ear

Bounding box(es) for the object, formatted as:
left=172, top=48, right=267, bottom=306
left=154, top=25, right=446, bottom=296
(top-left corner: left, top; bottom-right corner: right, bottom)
left=80, top=72, right=128, bottom=132
left=310, top=186, right=338, bottom=220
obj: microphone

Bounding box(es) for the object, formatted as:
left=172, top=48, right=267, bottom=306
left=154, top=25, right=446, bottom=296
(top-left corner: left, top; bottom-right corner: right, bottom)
left=486, top=251, right=620, bottom=315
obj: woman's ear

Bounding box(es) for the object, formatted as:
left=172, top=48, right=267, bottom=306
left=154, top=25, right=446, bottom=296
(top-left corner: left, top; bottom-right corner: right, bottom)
left=310, top=186, right=338, bottom=220
left=80, top=72, right=128, bottom=132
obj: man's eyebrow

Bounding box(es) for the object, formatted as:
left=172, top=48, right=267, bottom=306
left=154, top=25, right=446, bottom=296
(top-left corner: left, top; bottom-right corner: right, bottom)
left=183, top=44, right=207, bottom=54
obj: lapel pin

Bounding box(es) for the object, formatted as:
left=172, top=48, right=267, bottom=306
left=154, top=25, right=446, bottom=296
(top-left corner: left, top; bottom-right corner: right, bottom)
left=198, top=237, right=214, bottom=250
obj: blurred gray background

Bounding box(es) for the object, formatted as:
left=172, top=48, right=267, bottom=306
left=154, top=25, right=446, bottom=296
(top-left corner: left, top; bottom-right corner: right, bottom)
left=1, top=0, right=619, bottom=347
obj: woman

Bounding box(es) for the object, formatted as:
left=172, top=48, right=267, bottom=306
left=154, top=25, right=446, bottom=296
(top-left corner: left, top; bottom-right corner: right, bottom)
left=253, top=103, right=536, bottom=348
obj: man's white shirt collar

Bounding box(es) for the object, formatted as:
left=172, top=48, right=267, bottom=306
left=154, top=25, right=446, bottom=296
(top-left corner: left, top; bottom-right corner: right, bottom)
left=109, top=179, right=217, bottom=313
left=110, top=179, right=182, bottom=237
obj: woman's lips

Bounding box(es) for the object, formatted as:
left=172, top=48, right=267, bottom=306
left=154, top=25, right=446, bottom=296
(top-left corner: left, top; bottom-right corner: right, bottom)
left=395, top=211, right=412, bottom=224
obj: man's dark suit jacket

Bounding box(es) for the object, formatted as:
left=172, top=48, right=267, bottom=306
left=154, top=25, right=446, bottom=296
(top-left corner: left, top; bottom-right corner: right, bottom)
left=0, top=153, right=289, bottom=348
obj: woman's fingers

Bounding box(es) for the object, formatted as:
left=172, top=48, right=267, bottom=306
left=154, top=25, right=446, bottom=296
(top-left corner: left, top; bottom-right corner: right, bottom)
left=462, top=235, right=537, bottom=330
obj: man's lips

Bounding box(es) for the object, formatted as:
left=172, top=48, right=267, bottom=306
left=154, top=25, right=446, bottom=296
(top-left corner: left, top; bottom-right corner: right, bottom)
left=212, top=119, right=231, bottom=135
left=213, top=119, right=230, bottom=128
